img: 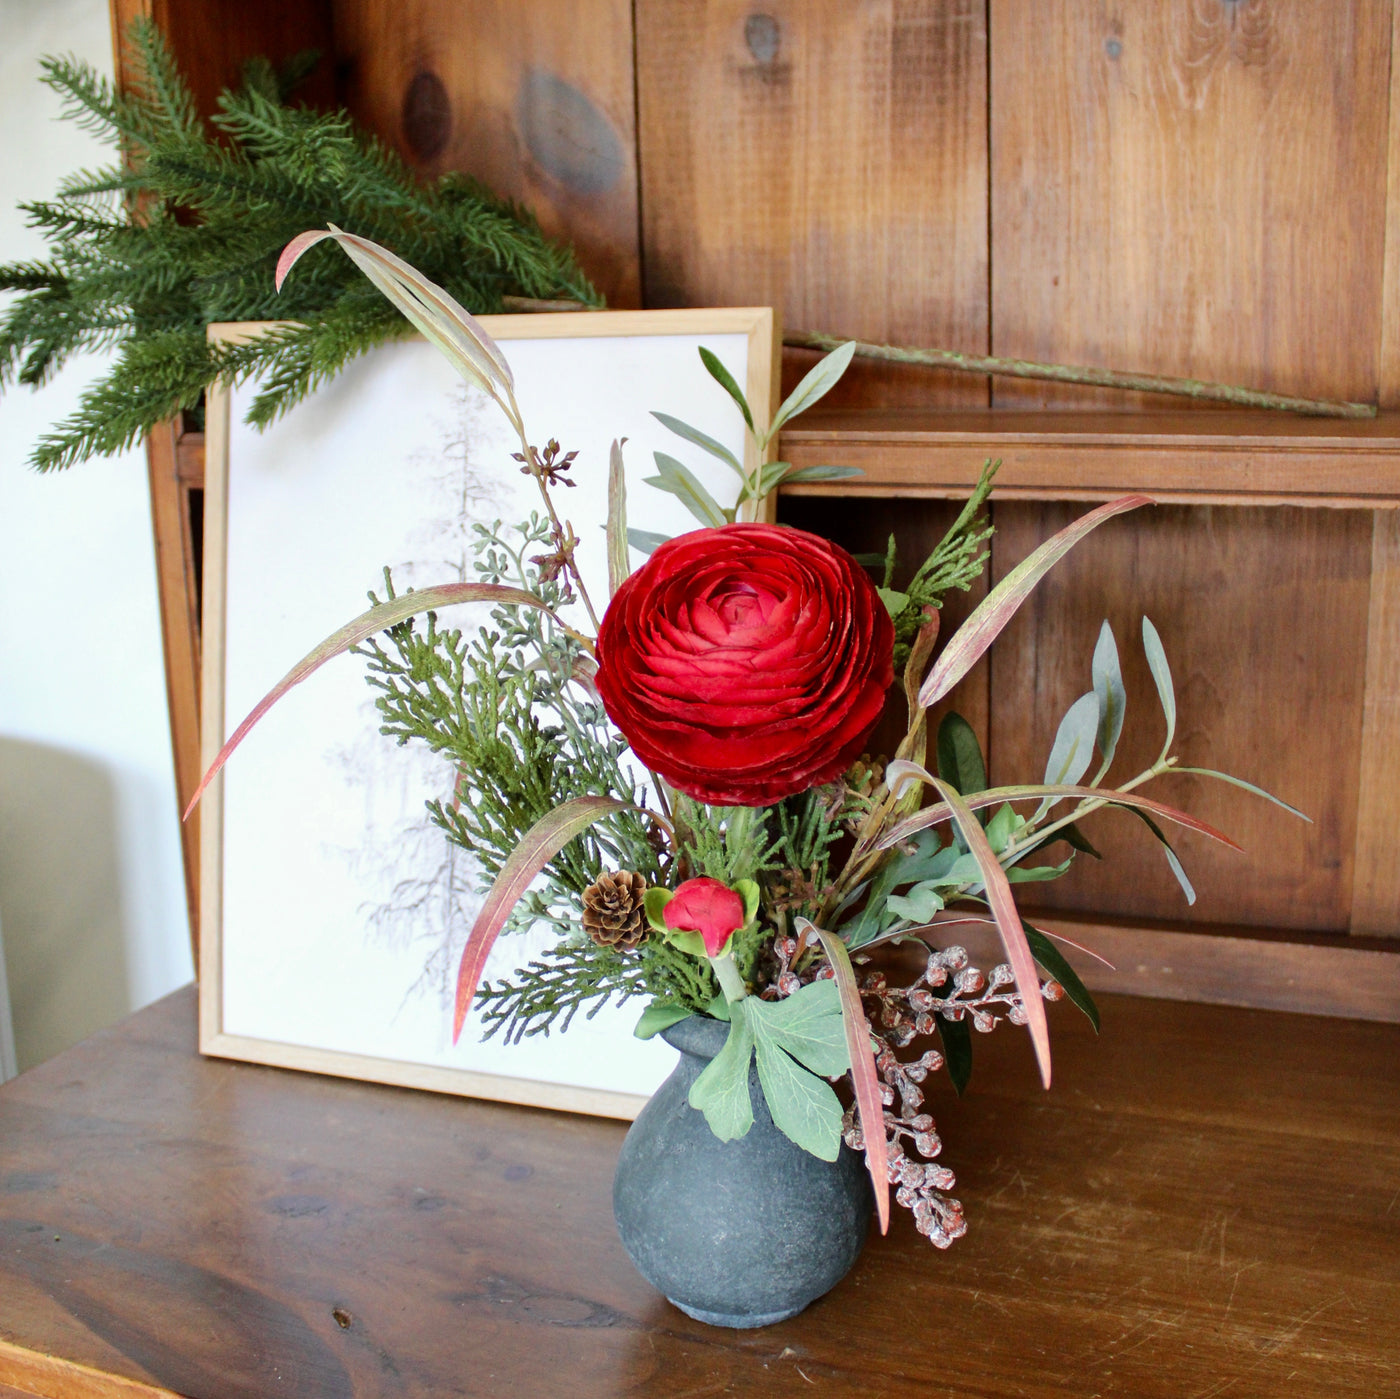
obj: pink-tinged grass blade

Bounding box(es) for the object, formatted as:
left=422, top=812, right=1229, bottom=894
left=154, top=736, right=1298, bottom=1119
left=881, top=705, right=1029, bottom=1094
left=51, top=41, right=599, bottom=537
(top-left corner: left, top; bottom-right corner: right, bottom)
left=185, top=582, right=555, bottom=819
left=877, top=782, right=1243, bottom=854
left=919, top=495, right=1153, bottom=709
left=276, top=226, right=515, bottom=406
left=607, top=439, right=629, bottom=600
left=930, top=777, right=1052, bottom=1090
left=454, top=796, right=633, bottom=1040
left=799, top=919, right=890, bottom=1234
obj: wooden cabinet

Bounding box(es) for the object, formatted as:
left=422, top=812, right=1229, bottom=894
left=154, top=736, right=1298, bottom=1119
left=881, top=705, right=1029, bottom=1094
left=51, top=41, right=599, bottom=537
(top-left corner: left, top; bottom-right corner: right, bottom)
left=113, top=0, right=1400, bottom=1017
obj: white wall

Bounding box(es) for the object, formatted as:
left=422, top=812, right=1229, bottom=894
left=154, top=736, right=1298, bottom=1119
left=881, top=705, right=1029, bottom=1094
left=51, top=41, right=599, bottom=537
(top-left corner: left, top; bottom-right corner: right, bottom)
left=0, top=0, right=193, bottom=1070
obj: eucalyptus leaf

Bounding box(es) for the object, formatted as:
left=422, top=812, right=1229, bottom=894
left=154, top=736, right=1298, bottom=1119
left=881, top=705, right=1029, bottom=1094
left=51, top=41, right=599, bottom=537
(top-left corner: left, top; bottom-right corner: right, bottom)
left=878, top=587, right=911, bottom=617
left=781, top=464, right=865, bottom=484
left=626, top=528, right=670, bottom=557
left=650, top=410, right=745, bottom=479
left=1092, top=620, right=1126, bottom=779
left=1022, top=923, right=1100, bottom=1033
left=1142, top=616, right=1177, bottom=758
left=1036, top=691, right=1099, bottom=821
left=699, top=346, right=754, bottom=431
left=646, top=452, right=727, bottom=528
left=747, top=981, right=849, bottom=1077
left=1004, top=858, right=1073, bottom=884
left=750, top=1015, right=845, bottom=1160
left=1172, top=768, right=1310, bottom=822
left=984, top=802, right=1026, bottom=855
left=1123, top=806, right=1196, bottom=905
left=768, top=340, right=856, bottom=439
left=688, top=1006, right=755, bottom=1141
left=634, top=1002, right=690, bottom=1040
left=885, top=882, right=946, bottom=924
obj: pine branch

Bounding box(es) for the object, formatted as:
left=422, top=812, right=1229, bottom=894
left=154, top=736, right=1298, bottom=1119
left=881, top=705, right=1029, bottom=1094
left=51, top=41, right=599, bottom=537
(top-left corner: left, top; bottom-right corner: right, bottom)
left=2, top=17, right=604, bottom=470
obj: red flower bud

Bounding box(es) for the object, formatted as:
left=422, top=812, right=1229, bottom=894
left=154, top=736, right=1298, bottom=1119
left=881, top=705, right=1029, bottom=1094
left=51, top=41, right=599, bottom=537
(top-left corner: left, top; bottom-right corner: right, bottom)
left=662, top=877, right=747, bottom=957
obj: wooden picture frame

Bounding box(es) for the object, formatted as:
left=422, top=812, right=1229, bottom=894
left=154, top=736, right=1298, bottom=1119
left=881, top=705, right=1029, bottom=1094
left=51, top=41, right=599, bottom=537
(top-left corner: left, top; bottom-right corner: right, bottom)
left=198, top=308, right=778, bottom=1116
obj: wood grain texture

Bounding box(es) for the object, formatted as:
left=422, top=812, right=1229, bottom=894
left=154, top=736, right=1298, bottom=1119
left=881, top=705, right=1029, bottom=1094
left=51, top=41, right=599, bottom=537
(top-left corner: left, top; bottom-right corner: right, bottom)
left=987, top=502, right=1371, bottom=934
left=110, top=0, right=336, bottom=120
left=780, top=408, right=1400, bottom=506
left=1352, top=510, right=1400, bottom=936
left=989, top=0, right=1392, bottom=410
left=3, top=987, right=1400, bottom=1397
left=332, top=0, right=640, bottom=307
left=636, top=0, right=990, bottom=411
left=1379, top=0, right=1400, bottom=409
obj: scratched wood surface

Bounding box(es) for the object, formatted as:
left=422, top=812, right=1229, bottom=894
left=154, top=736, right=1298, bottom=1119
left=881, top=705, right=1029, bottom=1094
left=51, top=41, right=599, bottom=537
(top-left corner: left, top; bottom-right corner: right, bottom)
left=1, top=987, right=1398, bottom=1399
left=635, top=0, right=991, bottom=410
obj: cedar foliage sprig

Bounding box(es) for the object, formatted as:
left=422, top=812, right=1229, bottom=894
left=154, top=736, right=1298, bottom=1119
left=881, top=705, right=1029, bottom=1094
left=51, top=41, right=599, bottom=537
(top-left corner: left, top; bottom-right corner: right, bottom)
left=0, top=21, right=602, bottom=472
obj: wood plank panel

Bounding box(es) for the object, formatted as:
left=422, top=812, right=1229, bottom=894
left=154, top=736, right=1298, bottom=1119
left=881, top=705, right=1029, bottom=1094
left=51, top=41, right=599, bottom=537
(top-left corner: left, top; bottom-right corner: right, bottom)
left=636, top=0, right=990, bottom=411
left=987, top=502, right=1371, bottom=934
left=332, top=0, right=641, bottom=307
left=780, top=407, right=1400, bottom=507
left=111, top=0, right=337, bottom=119
left=989, top=0, right=1392, bottom=410
left=1352, top=511, right=1400, bottom=935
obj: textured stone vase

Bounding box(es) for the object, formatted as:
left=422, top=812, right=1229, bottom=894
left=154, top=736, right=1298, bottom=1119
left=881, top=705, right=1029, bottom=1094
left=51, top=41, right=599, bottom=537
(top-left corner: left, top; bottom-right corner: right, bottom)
left=613, top=1015, right=872, bottom=1328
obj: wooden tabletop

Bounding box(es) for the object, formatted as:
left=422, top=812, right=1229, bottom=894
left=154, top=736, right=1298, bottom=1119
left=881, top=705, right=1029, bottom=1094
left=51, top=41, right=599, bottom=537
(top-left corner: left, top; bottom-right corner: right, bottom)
left=0, top=986, right=1396, bottom=1398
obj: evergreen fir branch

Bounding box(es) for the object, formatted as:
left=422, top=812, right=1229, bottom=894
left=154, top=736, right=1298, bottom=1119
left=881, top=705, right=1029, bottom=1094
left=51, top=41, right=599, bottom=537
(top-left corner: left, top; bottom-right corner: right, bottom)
left=3, top=18, right=604, bottom=470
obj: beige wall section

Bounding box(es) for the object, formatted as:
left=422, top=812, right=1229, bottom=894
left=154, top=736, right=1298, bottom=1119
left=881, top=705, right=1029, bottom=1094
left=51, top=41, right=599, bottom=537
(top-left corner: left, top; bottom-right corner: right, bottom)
left=0, top=0, right=192, bottom=1072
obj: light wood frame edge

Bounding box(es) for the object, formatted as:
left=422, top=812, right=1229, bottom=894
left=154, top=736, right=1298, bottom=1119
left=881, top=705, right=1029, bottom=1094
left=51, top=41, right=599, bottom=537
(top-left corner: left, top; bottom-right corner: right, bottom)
left=0, top=1337, right=181, bottom=1399
left=197, top=310, right=780, bottom=1116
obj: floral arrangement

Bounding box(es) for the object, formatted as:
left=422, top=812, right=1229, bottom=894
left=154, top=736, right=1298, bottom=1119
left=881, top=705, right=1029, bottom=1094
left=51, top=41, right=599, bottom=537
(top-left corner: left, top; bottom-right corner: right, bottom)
left=190, top=228, right=1300, bottom=1246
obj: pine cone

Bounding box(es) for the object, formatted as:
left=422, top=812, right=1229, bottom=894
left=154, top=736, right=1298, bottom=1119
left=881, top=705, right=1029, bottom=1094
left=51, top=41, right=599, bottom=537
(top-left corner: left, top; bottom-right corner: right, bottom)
left=582, top=871, right=649, bottom=950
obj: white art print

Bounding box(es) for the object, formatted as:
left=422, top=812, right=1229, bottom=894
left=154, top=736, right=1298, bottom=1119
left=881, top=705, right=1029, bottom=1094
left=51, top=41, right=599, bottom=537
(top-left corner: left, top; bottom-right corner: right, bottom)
left=200, top=310, right=777, bottom=1117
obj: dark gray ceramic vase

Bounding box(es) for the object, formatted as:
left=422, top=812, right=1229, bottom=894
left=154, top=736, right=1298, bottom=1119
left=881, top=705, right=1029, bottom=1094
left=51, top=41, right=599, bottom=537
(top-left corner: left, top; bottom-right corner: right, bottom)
left=613, top=1015, right=872, bottom=1328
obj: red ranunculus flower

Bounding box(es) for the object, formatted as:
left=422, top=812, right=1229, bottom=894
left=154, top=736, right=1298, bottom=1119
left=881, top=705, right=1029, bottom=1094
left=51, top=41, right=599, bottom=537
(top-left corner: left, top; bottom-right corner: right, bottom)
left=662, top=877, right=747, bottom=957
left=595, top=523, right=894, bottom=805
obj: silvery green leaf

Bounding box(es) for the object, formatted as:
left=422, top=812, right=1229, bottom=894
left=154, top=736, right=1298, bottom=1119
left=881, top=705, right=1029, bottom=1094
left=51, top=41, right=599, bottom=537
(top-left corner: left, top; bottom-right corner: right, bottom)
left=626, top=528, right=670, bottom=557
left=750, top=1015, right=844, bottom=1160
left=1005, top=858, right=1073, bottom=884
left=646, top=452, right=727, bottom=528
left=751, top=459, right=796, bottom=499
left=688, top=1007, right=755, bottom=1141
left=1092, top=620, right=1126, bottom=779
left=877, top=587, right=910, bottom=617
left=1123, top=806, right=1196, bottom=906
left=748, top=981, right=849, bottom=1077
left=943, top=850, right=984, bottom=886
left=885, top=881, right=945, bottom=924
left=1142, top=616, right=1177, bottom=759
left=650, top=411, right=745, bottom=479
left=1172, top=768, right=1311, bottom=821
left=634, top=1002, right=690, bottom=1040
left=780, top=464, right=865, bottom=484
left=984, top=801, right=1026, bottom=854
left=699, top=346, right=754, bottom=431
left=1036, top=691, right=1099, bottom=821
left=768, top=340, right=857, bottom=437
